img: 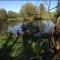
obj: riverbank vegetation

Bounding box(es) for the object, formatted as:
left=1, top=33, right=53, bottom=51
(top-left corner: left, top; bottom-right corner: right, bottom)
left=0, top=3, right=57, bottom=23
left=0, top=1, right=60, bottom=60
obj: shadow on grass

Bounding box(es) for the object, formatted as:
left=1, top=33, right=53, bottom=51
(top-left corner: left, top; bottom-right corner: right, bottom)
left=0, top=32, right=20, bottom=60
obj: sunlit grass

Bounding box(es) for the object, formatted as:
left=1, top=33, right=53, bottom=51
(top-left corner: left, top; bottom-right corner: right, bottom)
left=0, top=34, right=23, bottom=57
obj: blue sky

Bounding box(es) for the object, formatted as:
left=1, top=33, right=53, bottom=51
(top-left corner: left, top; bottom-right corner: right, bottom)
left=0, top=0, right=58, bottom=12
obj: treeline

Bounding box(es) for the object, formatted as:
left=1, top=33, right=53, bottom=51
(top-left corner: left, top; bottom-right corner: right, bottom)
left=0, top=2, right=60, bottom=22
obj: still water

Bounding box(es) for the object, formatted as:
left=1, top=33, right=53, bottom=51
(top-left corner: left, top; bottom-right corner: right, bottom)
left=8, top=20, right=54, bottom=34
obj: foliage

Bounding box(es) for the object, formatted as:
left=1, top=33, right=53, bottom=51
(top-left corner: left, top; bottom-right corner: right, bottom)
left=0, top=9, right=8, bottom=22
left=38, top=3, right=46, bottom=20
left=0, top=2, right=59, bottom=60
left=54, top=2, right=60, bottom=19
left=0, top=3, right=55, bottom=22
left=8, top=11, right=18, bottom=18
left=20, top=3, right=35, bottom=21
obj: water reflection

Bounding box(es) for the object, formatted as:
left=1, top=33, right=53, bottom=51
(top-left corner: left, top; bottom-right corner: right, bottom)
left=8, top=23, right=22, bottom=34
left=0, top=20, right=54, bottom=34
left=43, top=20, right=54, bottom=33
left=8, top=20, right=54, bottom=34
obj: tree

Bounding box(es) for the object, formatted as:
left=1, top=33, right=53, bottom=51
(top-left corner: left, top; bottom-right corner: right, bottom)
left=55, top=1, right=60, bottom=19
left=8, top=11, right=18, bottom=18
left=0, top=9, right=8, bottom=22
left=38, top=3, right=46, bottom=19
left=20, top=3, right=35, bottom=21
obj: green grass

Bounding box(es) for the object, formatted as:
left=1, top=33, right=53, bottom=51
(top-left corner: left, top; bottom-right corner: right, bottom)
left=0, top=34, right=60, bottom=60
left=0, top=35, right=23, bottom=57
left=0, top=36, right=7, bottom=47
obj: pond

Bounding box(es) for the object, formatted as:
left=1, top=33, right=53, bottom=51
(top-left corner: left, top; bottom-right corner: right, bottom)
left=8, top=23, right=22, bottom=34
left=42, top=20, right=54, bottom=33
left=7, top=20, right=54, bottom=34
